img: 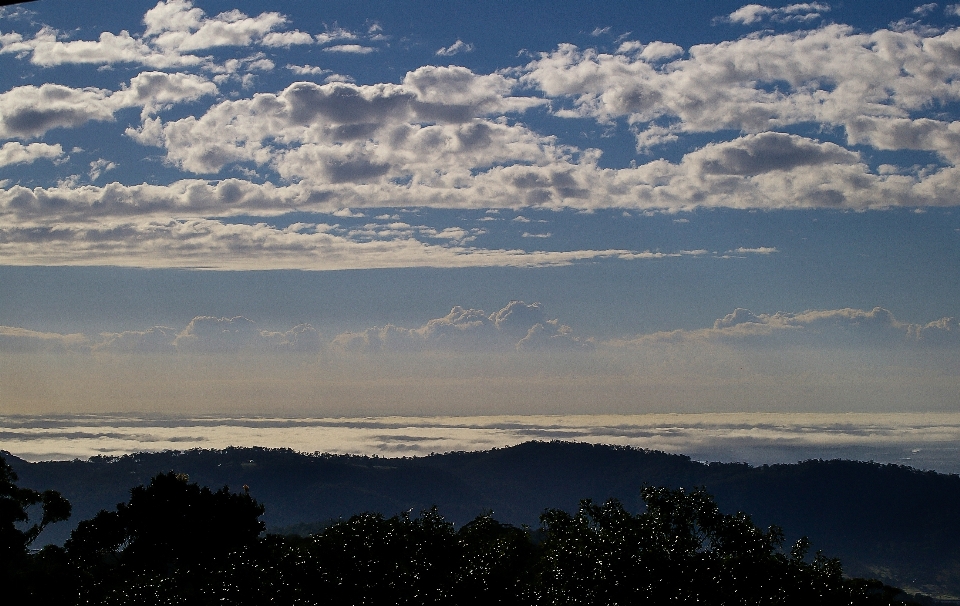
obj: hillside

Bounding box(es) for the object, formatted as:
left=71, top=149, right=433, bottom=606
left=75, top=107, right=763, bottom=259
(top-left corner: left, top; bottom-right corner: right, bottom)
left=8, top=441, right=960, bottom=598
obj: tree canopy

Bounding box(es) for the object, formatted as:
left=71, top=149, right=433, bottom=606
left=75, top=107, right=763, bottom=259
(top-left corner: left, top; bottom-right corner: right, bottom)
left=0, top=453, right=931, bottom=605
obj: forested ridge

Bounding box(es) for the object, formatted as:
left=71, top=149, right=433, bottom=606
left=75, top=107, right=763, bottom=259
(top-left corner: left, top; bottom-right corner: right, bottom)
left=7, top=441, right=960, bottom=600
left=2, top=452, right=935, bottom=606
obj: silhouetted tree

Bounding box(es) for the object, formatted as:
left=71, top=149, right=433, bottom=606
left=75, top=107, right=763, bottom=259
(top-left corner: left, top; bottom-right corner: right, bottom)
left=536, top=485, right=887, bottom=605
left=0, top=453, right=71, bottom=564
left=0, top=453, right=71, bottom=604
left=65, top=471, right=264, bottom=605
left=5, top=462, right=925, bottom=605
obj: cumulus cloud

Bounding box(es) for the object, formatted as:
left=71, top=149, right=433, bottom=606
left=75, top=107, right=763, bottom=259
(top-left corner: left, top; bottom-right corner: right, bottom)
left=0, top=0, right=311, bottom=69
left=132, top=72, right=545, bottom=179
left=727, top=3, right=830, bottom=25
left=612, top=307, right=960, bottom=348
left=323, top=44, right=376, bottom=54
left=112, top=71, right=218, bottom=114
left=6, top=3, right=960, bottom=273
left=261, top=30, right=314, bottom=47
left=0, top=26, right=197, bottom=69
left=0, top=84, right=115, bottom=139
left=0, top=74, right=216, bottom=140
left=0, top=142, right=64, bottom=167
left=519, top=24, right=960, bottom=167
left=0, top=326, right=89, bottom=353
left=92, top=317, right=322, bottom=354
left=287, top=64, right=328, bottom=76
left=333, top=301, right=593, bottom=353
left=94, top=326, right=179, bottom=353
left=142, top=0, right=285, bottom=52
left=173, top=316, right=320, bottom=353
left=686, top=133, right=860, bottom=177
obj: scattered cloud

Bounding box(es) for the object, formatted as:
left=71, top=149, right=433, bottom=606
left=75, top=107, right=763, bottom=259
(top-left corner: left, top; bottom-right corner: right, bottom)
left=287, top=64, right=328, bottom=76
left=436, top=39, right=474, bottom=56
left=261, top=30, right=314, bottom=47
left=333, top=301, right=593, bottom=353
left=727, top=246, right=778, bottom=255
left=4, top=2, right=960, bottom=272
left=0, top=141, right=64, bottom=167
left=315, top=26, right=358, bottom=45
left=323, top=44, right=376, bottom=54
left=5, top=305, right=959, bottom=357
left=726, top=3, right=830, bottom=25
left=88, top=159, right=117, bottom=181
left=611, top=307, right=960, bottom=348
left=0, top=325, right=89, bottom=353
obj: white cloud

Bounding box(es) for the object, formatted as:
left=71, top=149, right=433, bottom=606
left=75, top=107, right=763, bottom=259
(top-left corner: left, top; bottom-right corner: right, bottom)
left=0, top=74, right=216, bottom=140
left=261, top=30, right=314, bottom=47
left=0, top=84, right=115, bottom=139
left=112, top=71, right=217, bottom=114
left=0, top=26, right=197, bottom=69
left=913, top=3, right=939, bottom=16
left=92, top=317, right=322, bottom=354
left=133, top=74, right=546, bottom=179
left=0, top=325, right=89, bottom=353
left=287, top=64, right=328, bottom=76
left=94, top=326, right=179, bottom=353
left=333, top=301, right=592, bottom=353
left=0, top=142, right=64, bottom=167
left=143, top=0, right=286, bottom=52
left=519, top=24, right=960, bottom=164
left=686, top=132, right=860, bottom=176
left=88, top=159, right=117, bottom=182
left=436, top=39, right=474, bottom=56
left=315, top=27, right=358, bottom=45
left=331, top=208, right=365, bottom=217
left=727, top=246, right=778, bottom=255
left=727, top=3, right=830, bottom=25
left=0, top=0, right=310, bottom=70
left=611, top=306, right=960, bottom=347
left=323, top=44, right=376, bottom=54
left=0, top=211, right=641, bottom=270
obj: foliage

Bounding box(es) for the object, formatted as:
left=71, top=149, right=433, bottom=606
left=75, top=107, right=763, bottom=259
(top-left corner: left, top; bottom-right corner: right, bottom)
left=536, top=486, right=852, bottom=605
left=1, top=451, right=934, bottom=605
left=64, top=471, right=265, bottom=604
left=0, top=453, right=71, bottom=565
left=0, top=453, right=71, bottom=603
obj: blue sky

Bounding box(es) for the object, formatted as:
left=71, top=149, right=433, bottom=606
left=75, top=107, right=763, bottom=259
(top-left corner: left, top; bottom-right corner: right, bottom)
left=1, top=0, right=959, bottom=417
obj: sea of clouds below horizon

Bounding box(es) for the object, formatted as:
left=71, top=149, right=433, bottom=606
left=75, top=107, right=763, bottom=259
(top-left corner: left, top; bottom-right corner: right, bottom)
left=1, top=413, right=959, bottom=475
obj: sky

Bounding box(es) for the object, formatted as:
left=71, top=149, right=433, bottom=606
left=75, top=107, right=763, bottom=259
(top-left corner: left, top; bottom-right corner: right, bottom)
left=1, top=0, right=959, bottom=422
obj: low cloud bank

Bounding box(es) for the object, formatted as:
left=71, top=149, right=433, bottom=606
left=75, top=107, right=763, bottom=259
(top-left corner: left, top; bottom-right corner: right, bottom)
left=4, top=304, right=955, bottom=355
left=4, top=412, right=960, bottom=474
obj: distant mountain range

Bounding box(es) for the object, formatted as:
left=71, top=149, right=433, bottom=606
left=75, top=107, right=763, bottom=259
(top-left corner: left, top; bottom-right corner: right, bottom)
left=7, top=441, right=960, bottom=599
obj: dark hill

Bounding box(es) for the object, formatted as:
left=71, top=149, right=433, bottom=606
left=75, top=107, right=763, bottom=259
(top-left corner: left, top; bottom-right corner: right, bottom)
left=7, top=441, right=960, bottom=598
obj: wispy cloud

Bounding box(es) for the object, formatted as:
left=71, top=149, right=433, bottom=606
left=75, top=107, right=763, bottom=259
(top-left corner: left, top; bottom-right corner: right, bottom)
left=436, top=39, right=474, bottom=56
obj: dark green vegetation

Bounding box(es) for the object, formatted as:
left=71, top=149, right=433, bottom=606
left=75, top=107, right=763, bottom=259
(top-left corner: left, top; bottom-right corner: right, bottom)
left=1, top=452, right=930, bottom=606
left=8, top=441, right=960, bottom=599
